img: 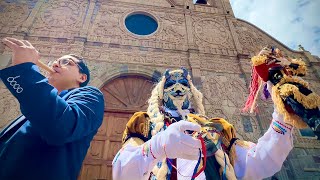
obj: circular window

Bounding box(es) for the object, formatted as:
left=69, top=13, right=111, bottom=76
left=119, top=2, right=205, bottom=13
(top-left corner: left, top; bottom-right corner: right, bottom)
left=125, top=13, right=158, bottom=36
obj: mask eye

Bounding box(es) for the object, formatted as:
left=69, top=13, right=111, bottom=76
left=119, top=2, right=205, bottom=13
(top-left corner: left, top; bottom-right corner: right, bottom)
left=179, top=79, right=190, bottom=87
left=164, top=80, right=175, bottom=89
left=181, top=82, right=189, bottom=87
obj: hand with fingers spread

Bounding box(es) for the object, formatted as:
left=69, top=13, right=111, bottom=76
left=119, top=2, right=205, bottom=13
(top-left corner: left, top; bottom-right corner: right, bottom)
left=2, top=37, right=40, bottom=66
left=274, top=57, right=291, bottom=67
left=266, top=57, right=292, bottom=67
left=149, top=120, right=202, bottom=160
left=258, top=49, right=271, bottom=56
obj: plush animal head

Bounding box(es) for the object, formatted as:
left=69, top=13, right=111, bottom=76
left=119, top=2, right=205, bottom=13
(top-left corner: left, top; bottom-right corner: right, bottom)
left=162, top=68, right=192, bottom=111
left=147, top=67, right=205, bottom=132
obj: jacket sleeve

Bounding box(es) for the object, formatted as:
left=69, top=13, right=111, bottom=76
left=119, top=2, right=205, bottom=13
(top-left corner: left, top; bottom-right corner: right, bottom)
left=234, top=109, right=293, bottom=180
left=0, top=62, right=105, bottom=145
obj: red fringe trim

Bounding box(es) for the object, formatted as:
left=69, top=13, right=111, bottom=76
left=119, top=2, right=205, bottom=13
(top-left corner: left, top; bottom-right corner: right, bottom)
left=242, top=66, right=260, bottom=112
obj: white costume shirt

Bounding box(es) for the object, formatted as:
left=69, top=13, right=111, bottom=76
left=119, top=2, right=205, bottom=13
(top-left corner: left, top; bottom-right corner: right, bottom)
left=112, top=110, right=293, bottom=180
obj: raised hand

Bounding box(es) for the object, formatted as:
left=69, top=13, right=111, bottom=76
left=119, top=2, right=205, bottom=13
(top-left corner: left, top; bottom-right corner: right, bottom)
left=2, top=37, right=40, bottom=66
left=274, top=57, right=291, bottom=66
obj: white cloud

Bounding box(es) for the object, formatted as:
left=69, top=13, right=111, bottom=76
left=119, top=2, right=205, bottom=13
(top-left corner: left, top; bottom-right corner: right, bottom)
left=230, top=0, right=320, bottom=56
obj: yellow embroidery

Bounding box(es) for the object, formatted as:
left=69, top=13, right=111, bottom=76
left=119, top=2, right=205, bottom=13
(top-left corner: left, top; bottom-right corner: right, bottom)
left=251, top=55, right=268, bottom=66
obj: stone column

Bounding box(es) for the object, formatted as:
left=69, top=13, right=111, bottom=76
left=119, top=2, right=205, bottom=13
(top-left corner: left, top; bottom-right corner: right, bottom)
left=184, top=7, right=201, bottom=88
left=226, top=17, right=242, bottom=53
left=188, top=49, right=202, bottom=88
left=20, top=0, right=46, bottom=33
left=80, top=0, right=96, bottom=38
left=184, top=10, right=198, bottom=50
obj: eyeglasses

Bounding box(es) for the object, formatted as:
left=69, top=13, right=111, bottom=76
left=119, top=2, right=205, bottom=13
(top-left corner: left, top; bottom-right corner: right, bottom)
left=49, top=58, right=83, bottom=71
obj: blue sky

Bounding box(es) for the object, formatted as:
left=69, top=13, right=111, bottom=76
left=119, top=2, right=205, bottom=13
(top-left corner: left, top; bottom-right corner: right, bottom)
left=230, top=0, right=320, bottom=56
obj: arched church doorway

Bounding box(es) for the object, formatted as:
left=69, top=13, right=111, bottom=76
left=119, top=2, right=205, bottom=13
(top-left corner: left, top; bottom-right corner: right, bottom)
left=78, top=75, right=155, bottom=180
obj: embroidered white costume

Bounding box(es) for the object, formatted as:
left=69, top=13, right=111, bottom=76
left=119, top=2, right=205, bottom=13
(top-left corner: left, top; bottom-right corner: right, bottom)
left=112, top=67, right=294, bottom=180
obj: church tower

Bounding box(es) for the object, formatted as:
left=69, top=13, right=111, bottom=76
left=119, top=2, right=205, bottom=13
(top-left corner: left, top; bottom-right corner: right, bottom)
left=0, top=0, right=319, bottom=179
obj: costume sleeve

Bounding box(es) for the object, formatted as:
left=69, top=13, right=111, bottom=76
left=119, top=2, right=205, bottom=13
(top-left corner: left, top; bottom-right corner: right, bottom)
left=112, top=140, right=159, bottom=180
left=233, top=109, right=293, bottom=180
left=0, top=62, right=105, bottom=145
left=251, top=55, right=272, bottom=82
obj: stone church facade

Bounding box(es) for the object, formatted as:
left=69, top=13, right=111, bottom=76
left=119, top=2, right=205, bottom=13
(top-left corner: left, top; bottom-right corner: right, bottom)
left=0, top=0, right=319, bottom=179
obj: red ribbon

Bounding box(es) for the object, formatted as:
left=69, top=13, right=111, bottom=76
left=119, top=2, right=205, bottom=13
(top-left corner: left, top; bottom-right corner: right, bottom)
left=164, top=121, right=207, bottom=179
left=192, top=136, right=207, bottom=179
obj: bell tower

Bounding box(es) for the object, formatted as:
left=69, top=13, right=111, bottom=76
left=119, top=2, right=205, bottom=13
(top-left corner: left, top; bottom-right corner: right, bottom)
left=192, top=0, right=235, bottom=16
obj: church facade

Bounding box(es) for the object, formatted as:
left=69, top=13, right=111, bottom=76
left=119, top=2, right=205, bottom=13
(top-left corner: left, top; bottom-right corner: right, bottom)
left=0, top=0, right=319, bottom=179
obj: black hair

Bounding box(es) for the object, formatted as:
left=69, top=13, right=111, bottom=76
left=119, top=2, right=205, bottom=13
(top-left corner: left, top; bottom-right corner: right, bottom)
left=69, top=54, right=90, bottom=87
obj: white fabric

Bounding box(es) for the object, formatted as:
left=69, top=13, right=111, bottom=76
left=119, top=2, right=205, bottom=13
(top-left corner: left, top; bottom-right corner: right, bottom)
left=163, top=106, right=190, bottom=118
left=112, top=111, right=293, bottom=180
left=234, top=111, right=293, bottom=180
left=176, top=158, right=206, bottom=180
left=150, top=120, right=202, bottom=160
left=112, top=121, right=202, bottom=180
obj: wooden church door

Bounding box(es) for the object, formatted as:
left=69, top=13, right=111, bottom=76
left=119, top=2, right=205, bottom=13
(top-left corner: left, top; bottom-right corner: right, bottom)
left=78, top=76, right=154, bottom=180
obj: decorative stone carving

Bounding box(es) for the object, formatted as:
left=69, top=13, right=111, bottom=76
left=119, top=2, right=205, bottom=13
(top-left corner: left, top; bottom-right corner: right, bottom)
left=200, top=71, right=262, bottom=141
left=198, top=54, right=241, bottom=73
left=89, top=5, right=187, bottom=50
left=85, top=60, right=109, bottom=81
left=114, top=0, right=172, bottom=7
left=233, top=21, right=267, bottom=54
left=0, top=85, right=20, bottom=130
left=201, top=72, right=247, bottom=107
left=256, top=100, right=276, bottom=130
left=83, top=46, right=189, bottom=68
left=194, top=6, right=223, bottom=14
left=27, top=39, right=84, bottom=57
left=0, top=3, right=28, bottom=26
left=231, top=112, right=260, bottom=141
left=30, top=0, right=88, bottom=38
left=195, top=19, right=229, bottom=45
left=233, top=20, right=296, bottom=56
left=91, top=6, right=127, bottom=39
left=158, top=13, right=184, bottom=26
left=191, top=16, right=235, bottom=54
left=82, top=57, right=169, bottom=88
left=0, top=2, right=29, bottom=33
left=172, top=0, right=185, bottom=6
left=41, top=2, right=80, bottom=27
left=238, top=58, right=252, bottom=74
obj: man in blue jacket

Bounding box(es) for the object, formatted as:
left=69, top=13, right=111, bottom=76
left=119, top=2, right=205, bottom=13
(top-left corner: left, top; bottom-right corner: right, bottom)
left=0, top=37, right=105, bottom=180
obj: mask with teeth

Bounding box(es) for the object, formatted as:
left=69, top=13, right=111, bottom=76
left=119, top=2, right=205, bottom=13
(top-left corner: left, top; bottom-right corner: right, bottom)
left=162, top=68, right=192, bottom=113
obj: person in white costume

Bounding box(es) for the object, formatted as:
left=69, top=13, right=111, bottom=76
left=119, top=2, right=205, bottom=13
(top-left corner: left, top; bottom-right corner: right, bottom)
left=112, top=49, right=298, bottom=179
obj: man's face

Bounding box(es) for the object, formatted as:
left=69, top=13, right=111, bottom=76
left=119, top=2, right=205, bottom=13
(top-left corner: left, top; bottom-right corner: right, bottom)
left=47, top=55, right=85, bottom=89
left=163, top=70, right=191, bottom=110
